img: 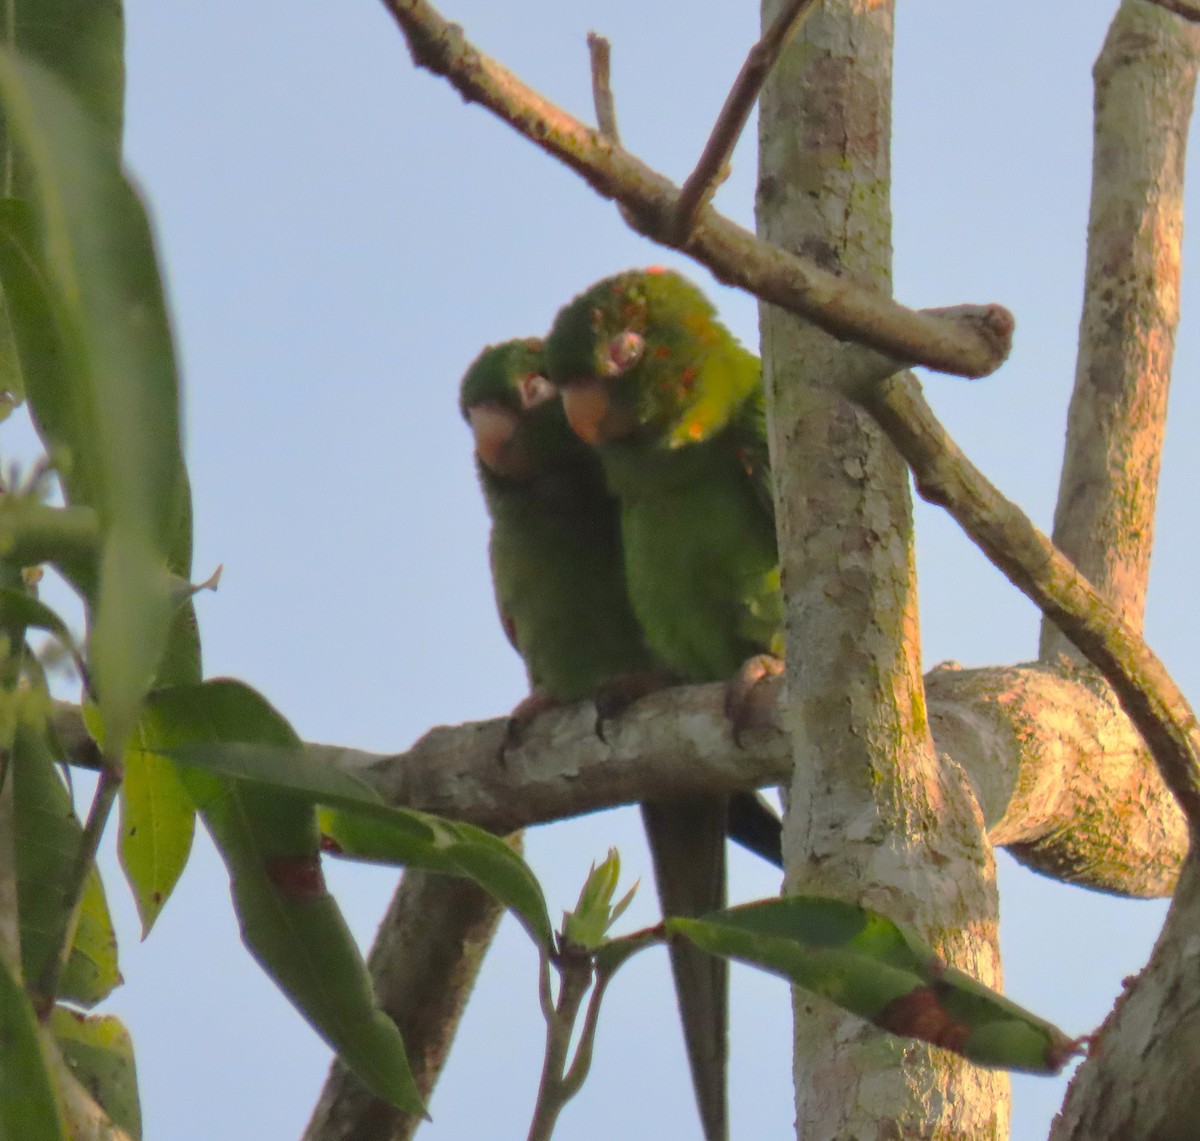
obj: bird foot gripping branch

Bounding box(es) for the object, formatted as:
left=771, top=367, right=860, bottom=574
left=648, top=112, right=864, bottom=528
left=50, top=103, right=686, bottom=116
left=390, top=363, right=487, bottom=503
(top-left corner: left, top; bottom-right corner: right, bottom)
left=725, top=653, right=786, bottom=744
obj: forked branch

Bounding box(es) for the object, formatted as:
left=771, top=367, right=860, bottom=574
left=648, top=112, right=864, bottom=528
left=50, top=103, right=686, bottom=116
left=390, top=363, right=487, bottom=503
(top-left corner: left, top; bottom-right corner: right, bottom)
left=380, top=0, right=1010, bottom=378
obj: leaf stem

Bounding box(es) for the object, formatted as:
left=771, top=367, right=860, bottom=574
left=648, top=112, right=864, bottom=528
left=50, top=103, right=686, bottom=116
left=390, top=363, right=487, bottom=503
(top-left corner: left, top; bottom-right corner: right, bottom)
left=526, top=944, right=592, bottom=1141
left=32, top=753, right=121, bottom=1015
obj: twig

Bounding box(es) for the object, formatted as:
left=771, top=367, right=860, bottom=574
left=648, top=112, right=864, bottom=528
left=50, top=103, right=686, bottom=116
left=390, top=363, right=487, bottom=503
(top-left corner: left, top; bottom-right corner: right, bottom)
left=586, top=33, right=618, bottom=142
left=673, top=0, right=822, bottom=241
left=380, top=0, right=1011, bottom=379
left=526, top=946, right=593, bottom=1141
left=33, top=759, right=122, bottom=1014
left=587, top=33, right=638, bottom=231
left=562, top=924, right=665, bottom=1096
left=858, top=369, right=1200, bottom=830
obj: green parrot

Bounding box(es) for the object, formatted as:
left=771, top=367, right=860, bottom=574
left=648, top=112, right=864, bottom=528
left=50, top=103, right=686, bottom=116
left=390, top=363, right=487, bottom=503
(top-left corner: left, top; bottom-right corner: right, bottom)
left=461, top=336, right=665, bottom=711
left=544, top=269, right=783, bottom=1141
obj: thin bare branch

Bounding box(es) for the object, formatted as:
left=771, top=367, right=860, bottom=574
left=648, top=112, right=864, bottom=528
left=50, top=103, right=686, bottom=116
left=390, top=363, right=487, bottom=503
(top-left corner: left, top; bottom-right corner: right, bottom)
left=860, top=369, right=1200, bottom=830
left=586, top=33, right=618, bottom=142
left=673, top=0, right=821, bottom=242
left=586, top=32, right=638, bottom=232
left=379, top=0, right=1011, bottom=379
left=34, top=760, right=121, bottom=1014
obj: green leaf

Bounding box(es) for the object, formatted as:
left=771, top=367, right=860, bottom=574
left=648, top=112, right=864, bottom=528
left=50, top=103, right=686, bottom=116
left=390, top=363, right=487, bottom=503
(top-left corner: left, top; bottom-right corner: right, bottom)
left=7, top=0, right=124, bottom=159
left=433, top=820, right=552, bottom=948
left=0, top=954, right=68, bottom=1141
left=163, top=734, right=554, bottom=950
left=669, top=896, right=1080, bottom=1074
left=12, top=720, right=119, bottom=1007
left=562, top=849, right=637, bottom=950
left=0, top=585, right=78, bottom=656
left=0, top=51, right=186, bottom=753
left=49, top=1007, right=140, bottom=1139
left=137, top=680, right=425, bottom=1115
left=0, top=502, right=98, bottom=585
left=118, top=734, right=194, bottom=937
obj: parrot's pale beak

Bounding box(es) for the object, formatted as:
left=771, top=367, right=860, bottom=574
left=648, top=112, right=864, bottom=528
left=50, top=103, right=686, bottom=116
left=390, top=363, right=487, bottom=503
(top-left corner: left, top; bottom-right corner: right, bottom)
left=561, top=377, right=638, bottom=445
left=468, top=403, right=536, bottom=479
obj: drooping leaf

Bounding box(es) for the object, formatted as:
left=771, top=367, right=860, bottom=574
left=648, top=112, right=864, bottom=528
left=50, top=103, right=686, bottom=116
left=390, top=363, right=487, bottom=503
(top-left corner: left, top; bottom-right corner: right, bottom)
left=9, top=0, right=125, bottom=159
left=315, top=808, right=548, bottom=951
left=0, top=53, right=186, bottom=753
left=0, top=585, right=78, bottom=657
left=164, top=730, right=553, bottom=949
left=118, top=736, right=194, bottom=937
left=0, top=953, right=68, bottom=1141
left=49, top=1007, right=140, bottom=1139
left=136, top=679, right=425, bottom=1115
left=12, top=720, right=119, bottom=1006
left=669, top=896, right=1081, bottom=1075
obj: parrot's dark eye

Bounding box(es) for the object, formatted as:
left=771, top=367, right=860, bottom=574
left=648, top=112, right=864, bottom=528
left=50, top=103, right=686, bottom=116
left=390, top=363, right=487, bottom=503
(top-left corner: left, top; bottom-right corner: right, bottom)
left=601, top=331, right=644, bottom=377
left=518, top=373, right=557, bottom=410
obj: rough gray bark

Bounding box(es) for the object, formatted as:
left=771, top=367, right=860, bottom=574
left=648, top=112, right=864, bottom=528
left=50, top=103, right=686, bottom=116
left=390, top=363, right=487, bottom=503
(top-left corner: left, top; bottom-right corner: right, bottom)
left=756, top=1, right=1006, bottom=1136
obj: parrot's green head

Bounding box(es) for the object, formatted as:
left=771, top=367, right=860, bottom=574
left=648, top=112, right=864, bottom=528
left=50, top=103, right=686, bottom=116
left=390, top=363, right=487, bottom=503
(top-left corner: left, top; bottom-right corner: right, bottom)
left=544, top=268, right=756, bottom=451
left=459, top=338, right=582, bottom=482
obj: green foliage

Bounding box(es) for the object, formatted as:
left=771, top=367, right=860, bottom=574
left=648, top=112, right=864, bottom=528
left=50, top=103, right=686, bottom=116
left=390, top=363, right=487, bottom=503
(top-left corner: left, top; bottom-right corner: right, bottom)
left=0, top=49, right=184, bottom=755
left=50, top=1008, right=141, bottom=1139
left=562, top=849, right=636, bottom=950
left=118, top=731, right=194, bottom=936
left=136, top=680, right=426, bottom=1115
left=12, top=721, right=119, bottom=1006
left=670, top=896, right=1081, bottom=1075
left=0, top=953, right=68, bottom=1141
left=158, top=698, right=553, bottom=949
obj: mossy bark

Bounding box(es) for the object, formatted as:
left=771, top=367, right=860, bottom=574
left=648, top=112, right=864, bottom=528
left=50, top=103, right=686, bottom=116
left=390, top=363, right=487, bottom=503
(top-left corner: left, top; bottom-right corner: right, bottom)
left=757, top=1, right=1006, bottom=1135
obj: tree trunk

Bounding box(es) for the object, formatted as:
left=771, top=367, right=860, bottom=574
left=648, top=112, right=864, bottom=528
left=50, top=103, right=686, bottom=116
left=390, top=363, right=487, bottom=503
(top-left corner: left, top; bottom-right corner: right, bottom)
left=757, top=1, right=1005, bottom=1136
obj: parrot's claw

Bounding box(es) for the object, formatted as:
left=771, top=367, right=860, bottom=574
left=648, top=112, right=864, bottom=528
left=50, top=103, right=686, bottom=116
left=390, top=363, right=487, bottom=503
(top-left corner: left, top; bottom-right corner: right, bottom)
left=725, top=653, right=785, bottom=746
left=501, top=690, right=562, bottom=758
left=593, top=669, right=679, bottom=741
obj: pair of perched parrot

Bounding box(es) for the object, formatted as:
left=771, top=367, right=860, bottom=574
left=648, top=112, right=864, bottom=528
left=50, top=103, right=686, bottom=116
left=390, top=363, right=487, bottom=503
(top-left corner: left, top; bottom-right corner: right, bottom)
left=460, top=268, right=782, bottom=1141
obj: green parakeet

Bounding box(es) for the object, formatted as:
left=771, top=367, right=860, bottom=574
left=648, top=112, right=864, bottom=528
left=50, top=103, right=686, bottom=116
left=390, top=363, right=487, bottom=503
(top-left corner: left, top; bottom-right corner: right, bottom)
left=461, top=337, right=662, bottom=706
left=544, top=269, right=783, bottom=1141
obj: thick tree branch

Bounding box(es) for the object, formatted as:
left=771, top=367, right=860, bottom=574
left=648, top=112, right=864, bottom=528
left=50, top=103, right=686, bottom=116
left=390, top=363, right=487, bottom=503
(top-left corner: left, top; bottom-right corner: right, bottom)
left=302, top=866, right=509, bottom=1141
left=1042, top=0, right=1200, bottom=661
left=50, top=663, right=1185, bottom=904
left=1050, top=854, right=1200, bottom=1141
left=927, top=663, right=1184, bottom=897
left=861, top=369, right=1200, bottom=829
left=379, top=0, right=1011, bottom=379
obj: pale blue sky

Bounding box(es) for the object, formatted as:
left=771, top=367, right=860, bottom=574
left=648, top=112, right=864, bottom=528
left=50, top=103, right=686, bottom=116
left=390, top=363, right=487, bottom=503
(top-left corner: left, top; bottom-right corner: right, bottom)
left=29, top=1, right=1195, bottom=1137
